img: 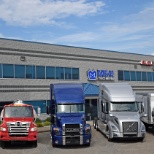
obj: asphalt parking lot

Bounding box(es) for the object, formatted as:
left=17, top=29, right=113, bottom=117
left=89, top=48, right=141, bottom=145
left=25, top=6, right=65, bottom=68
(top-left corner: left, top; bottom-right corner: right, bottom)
left=1, top=127, right=154, bottom=154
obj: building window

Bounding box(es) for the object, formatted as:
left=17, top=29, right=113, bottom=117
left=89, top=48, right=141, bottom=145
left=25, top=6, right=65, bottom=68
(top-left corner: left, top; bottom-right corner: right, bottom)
left=15, top=65, right=25, bottom=78
left=26, top=65, right=35, bottom=79
left=136, top=71, right=141, bottom=81
left=0, top=64, right=2, bottom=78
left=118, top=70, right=123, bottom=80
left=3, top=64, right=14, bottom=78
left=36, top=66, right=45, bottom=79
left=124, top=71, right=130, bottom=81
left=56, top=67, right=64, bottom=79
left=0, top=63, right=79, bottom=81
left=147, top=72, right=152, bottom=81
left=46, top=66, right=55, bottom=79
left=72, top=68, right=79, bottom=79
left=130, top=71, right=136, bottom=81
left=65, top=67, right=71, bottom=79
left=152, top=72, right=154, bottom=81
left=142, top=72, right=147, bottom=81
left=118, top=70, right=154, bottom=82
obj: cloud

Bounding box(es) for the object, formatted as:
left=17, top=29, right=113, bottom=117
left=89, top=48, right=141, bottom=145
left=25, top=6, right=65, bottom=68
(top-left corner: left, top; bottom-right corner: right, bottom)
left=100, top=3, right=154, bottom=42
left=54, top=32, right=99, bottom=43
left=0, top=0, right=105, bottom=26
left=151, top=53, right=154, bottom=56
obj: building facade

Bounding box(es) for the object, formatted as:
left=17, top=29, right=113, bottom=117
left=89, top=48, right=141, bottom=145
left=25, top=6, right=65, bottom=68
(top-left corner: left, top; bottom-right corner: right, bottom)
left=0, top=38, right=154, bottom=119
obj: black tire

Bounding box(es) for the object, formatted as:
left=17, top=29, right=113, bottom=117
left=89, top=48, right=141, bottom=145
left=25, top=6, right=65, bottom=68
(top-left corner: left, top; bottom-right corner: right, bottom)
left=1, top=141, right=6, bottom=149
left=144, top=123, right=149, bottom=131
left=52, top=142, right=56, bottom=147
left=33, top=140, right=37, bottom=148
left=106, top=127, right=112, bottom=142
left=140, top=138, right=144, bottom=142
left=86, top=142, right=90, bottom=146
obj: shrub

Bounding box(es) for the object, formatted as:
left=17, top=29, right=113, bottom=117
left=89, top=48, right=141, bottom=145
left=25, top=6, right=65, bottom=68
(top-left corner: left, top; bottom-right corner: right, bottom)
left=36, top=123, right=44, bottom=127
left=35, top=118, right=42, bottom=123
left=44, top=117, right=51, bottom=122
left=43, top=121, right=51, bottom=126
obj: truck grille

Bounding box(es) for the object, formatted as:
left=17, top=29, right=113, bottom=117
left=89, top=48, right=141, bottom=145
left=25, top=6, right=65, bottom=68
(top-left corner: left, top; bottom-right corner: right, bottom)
left=65, top=124, right=80, bottom=135
left=122, top=122, right=138, bottom=133
left=7, top=122, right=30, bottom=136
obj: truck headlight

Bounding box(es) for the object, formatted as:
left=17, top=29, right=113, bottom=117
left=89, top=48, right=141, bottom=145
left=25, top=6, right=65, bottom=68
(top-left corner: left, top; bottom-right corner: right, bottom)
left=111, top=125, right=118, bottom=132
left=0, top=127, right=6, bottom=132
left=85, top=126, right=91, bottom=134
left=53, top=127, right=60, bottom=135
left=30, top=127, right=37, bottom=132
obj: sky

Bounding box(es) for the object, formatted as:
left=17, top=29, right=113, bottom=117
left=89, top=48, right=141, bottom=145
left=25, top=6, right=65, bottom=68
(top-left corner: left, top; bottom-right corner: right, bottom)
left=0, top=0, right=154, bottom=55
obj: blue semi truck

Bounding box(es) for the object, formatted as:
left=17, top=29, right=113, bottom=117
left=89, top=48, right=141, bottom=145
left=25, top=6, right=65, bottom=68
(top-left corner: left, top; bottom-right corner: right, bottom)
left=47, top=83, right=91, bottom=146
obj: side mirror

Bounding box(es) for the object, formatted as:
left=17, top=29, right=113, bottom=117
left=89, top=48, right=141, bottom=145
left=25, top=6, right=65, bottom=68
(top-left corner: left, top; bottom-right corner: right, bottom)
left=46, top=106, right=50, bottom=114
left=33, top=117, right=36, bottom=122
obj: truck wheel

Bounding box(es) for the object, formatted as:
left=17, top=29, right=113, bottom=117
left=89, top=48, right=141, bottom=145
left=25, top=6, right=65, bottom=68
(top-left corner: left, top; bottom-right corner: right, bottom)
left=33, top=140, right=37, bottom=148
left=106, top=127, right=112, bottom=142
left=86, top=142, right=90, bottom=146
left=145, top=124, right=149, bottom=131
left=140, top=138, right=144, bottom=142
left=52, top=142, right=56, bottom=147
left=1, top=141, right=6, bottom=149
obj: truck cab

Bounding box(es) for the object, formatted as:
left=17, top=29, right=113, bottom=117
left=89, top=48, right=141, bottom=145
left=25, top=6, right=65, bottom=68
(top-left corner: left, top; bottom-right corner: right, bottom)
left=93, top=83, right=146, bottom=141
left=0, top=100, right=38, bottom=148
left=47, top=83, right=91, bottom=146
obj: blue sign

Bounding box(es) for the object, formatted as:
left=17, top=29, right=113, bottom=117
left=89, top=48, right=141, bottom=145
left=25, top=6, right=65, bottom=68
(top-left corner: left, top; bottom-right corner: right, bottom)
left=87, top=70, right=97, bottom=80
left=87, top=69, right=114, bottom=81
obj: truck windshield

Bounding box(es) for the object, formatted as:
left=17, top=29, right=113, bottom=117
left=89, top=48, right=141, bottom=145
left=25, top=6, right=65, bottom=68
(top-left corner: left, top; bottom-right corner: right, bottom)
left=110, top=102, right=138, bottom=112
left=4, top=106, right=33, bottom=118
left=57, top=104, right=84, bottom=113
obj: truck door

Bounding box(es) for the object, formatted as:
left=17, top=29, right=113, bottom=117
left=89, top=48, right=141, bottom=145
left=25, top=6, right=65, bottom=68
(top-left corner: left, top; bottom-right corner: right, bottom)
left=98, top=99, right=107, bottom=130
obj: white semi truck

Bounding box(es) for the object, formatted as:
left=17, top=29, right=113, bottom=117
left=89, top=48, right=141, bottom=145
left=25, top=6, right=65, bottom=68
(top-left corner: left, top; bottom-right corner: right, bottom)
left=136, top=93, right=154, bottom=130
left=93, top=83, right=146, bottom=141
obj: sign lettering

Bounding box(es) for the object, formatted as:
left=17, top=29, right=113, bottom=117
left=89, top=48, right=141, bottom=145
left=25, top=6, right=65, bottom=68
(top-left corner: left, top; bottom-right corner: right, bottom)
left=87, top=69, right=114, bottom=81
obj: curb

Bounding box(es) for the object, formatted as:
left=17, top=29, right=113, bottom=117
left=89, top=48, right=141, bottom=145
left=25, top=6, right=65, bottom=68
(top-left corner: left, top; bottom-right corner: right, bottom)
left=38, top=126, right=50, bottom=133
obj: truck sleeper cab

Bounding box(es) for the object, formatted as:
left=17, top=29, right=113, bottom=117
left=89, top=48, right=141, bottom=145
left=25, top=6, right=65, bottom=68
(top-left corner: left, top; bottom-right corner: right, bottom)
left=47, top=83, right=91, bottom=146
left=93, top=83, right=146, bottom=141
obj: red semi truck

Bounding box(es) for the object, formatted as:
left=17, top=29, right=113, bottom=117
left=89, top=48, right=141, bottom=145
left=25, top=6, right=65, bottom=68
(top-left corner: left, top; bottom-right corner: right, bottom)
left=0, top=100, right=38, bottom=148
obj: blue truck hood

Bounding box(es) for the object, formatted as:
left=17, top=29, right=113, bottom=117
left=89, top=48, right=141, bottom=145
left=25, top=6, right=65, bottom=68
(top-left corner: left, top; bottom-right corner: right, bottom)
left=56, top=113, right=85, bottom=125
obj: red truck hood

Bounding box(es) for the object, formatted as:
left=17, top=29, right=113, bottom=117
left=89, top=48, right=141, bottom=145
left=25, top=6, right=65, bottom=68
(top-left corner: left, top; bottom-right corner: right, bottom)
left=3, top=117, right=34, bottom=122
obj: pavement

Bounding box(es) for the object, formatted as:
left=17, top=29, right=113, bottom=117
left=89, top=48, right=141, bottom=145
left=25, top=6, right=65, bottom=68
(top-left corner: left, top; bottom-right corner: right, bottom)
left=38, top=121, right=93, bottom=133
